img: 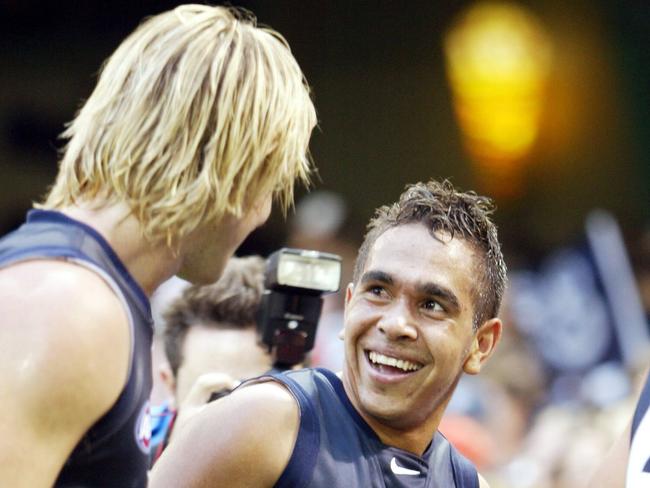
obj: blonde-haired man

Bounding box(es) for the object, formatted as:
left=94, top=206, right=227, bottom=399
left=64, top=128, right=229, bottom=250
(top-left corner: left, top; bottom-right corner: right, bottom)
left=0, top=5, right=316, bottom=488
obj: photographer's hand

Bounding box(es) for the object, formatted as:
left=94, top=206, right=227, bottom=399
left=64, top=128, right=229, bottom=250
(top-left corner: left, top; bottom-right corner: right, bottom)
left=170, top=372, right=240, bottom=444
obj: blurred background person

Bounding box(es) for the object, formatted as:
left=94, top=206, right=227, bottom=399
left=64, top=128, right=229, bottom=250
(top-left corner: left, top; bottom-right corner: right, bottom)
left=587, top=363, right=650, bottom=488
left=149, top=256, right=273, bottom=464
left=149, top=276, right=192, bottom=405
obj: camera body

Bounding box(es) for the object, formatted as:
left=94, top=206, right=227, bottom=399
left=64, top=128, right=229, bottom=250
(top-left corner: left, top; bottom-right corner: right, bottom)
left=257, top=248, right=342, bottom=370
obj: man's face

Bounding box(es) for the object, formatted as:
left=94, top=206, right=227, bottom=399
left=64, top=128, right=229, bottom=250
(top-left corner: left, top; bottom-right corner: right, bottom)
left=342, top=223, right=486, bottom=432
left=174, top=325, right=272, bottom=405
left=179, top=193, right=273, bottom=284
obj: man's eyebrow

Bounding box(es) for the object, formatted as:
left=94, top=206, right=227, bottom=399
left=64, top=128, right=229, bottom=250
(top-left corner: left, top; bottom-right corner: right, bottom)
left=359, top=270, right=393, bottom=286
left=416, top=282, right=460, bottom=312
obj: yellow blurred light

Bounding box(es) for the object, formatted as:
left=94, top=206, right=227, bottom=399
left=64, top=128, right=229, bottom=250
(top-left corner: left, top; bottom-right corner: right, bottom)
left=444, top=2, right=553, bottom=187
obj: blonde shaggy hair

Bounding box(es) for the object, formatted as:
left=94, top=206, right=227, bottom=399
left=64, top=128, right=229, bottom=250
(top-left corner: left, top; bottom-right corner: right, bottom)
left=39, top=5, right=316, bottom=246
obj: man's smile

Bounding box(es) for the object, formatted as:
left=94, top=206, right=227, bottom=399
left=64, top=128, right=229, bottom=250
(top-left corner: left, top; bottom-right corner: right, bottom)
left=365, top=349, right=424, bottom=375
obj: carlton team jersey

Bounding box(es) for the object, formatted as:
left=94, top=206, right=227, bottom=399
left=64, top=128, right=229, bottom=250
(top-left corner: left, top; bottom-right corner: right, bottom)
left=627, top=371, right=650, bottom=487
left=262, top=368, right=478, bottom=488
left=0, top=210, right=154, bottom=487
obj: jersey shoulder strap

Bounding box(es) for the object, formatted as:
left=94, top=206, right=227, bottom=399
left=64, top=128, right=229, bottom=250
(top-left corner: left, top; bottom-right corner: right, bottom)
left=448, top=436, right=479, bottom=488
left=262, top=369, right=321, bottom=488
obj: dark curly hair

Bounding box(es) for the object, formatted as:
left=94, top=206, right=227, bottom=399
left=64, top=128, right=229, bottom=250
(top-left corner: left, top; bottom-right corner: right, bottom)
left=163, top=256, right=266, bottom=377
left=353, top=179, right=507, bottom=329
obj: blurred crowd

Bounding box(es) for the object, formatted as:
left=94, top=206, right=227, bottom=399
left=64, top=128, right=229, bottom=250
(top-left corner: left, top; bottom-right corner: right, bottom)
left=150, top=190, right=650, bottom=488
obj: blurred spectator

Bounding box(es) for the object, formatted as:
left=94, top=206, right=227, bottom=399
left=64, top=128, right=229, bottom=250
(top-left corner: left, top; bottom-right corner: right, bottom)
left=585, top=229, right=650, bottom=488
left=149, top=256, right=272, bottom=465
left=149, top=276, right=191, bottom=404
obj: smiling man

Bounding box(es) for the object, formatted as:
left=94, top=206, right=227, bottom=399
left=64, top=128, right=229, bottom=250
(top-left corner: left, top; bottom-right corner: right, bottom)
left=150, top=179, right=507, bottom=488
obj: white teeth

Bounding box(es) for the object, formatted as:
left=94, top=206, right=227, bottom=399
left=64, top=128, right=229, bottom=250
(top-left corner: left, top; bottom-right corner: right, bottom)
left=368, top=351, right=421, bottom=372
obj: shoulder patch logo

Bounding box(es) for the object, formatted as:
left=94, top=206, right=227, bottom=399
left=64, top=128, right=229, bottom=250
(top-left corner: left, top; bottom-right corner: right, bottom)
left=135, top=400, right=152, bottom=454
left=390, top=457, right=421, bottom=476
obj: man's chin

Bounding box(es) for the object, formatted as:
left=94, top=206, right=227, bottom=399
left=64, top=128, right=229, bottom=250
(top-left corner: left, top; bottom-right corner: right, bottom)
left=177, top=261, right=226, bottom=285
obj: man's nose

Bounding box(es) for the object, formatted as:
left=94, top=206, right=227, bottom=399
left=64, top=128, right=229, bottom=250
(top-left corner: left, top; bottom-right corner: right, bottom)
left=377, top=300, right=418, bottom=341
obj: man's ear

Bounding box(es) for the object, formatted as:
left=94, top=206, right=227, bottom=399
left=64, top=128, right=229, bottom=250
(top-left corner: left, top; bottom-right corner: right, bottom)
left=345, top=282, right=354, bottom=306
left=159, top=362, right=177, bottom=396
left=463, top=318, right=502, bottom=375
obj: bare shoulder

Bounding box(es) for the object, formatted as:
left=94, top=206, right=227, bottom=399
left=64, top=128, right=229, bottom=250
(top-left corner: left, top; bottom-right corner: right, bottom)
left=0, top=259, right=131, bottom=391
left=0, top=259, right=130, bottom=486
left=150, top=380, right=299, bottom=488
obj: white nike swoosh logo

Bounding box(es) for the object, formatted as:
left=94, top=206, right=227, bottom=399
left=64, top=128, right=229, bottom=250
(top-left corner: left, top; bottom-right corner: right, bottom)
left=390, top=457, right=421, bottom=476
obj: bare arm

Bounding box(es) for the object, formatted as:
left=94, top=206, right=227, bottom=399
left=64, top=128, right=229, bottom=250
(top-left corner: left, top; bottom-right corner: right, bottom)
left=149, top=380, right=299, bottom=488
left=0, top=261, right=130, bottom=487
left=478, top=472, right=491, bottom=488
left=586, top=418, right=630, bottom=488
left=586, top=365, right=650, bottom=488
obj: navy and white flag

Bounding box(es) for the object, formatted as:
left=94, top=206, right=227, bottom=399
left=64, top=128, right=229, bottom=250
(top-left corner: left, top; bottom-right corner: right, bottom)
left=508, top=210, right=648, bottom=405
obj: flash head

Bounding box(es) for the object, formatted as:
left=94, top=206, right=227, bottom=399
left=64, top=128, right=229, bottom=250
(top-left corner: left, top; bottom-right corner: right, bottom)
left=265, top=248, right=342, bottom=293
left=257, top=248, right=342, bottom=370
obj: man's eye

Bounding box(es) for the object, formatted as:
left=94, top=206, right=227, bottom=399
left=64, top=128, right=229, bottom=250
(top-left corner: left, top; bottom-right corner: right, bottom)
left=422, top=300, right=444, bottom=313
left=368, top=285, right=387, bottom=297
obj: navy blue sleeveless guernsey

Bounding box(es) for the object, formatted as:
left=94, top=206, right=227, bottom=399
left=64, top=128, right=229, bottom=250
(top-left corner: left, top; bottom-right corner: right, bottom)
left=263, top=368, right=479, bottom=488
left=627, top=371, right=650, bottom=487
left=0, top=210, right=153, bottom=488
